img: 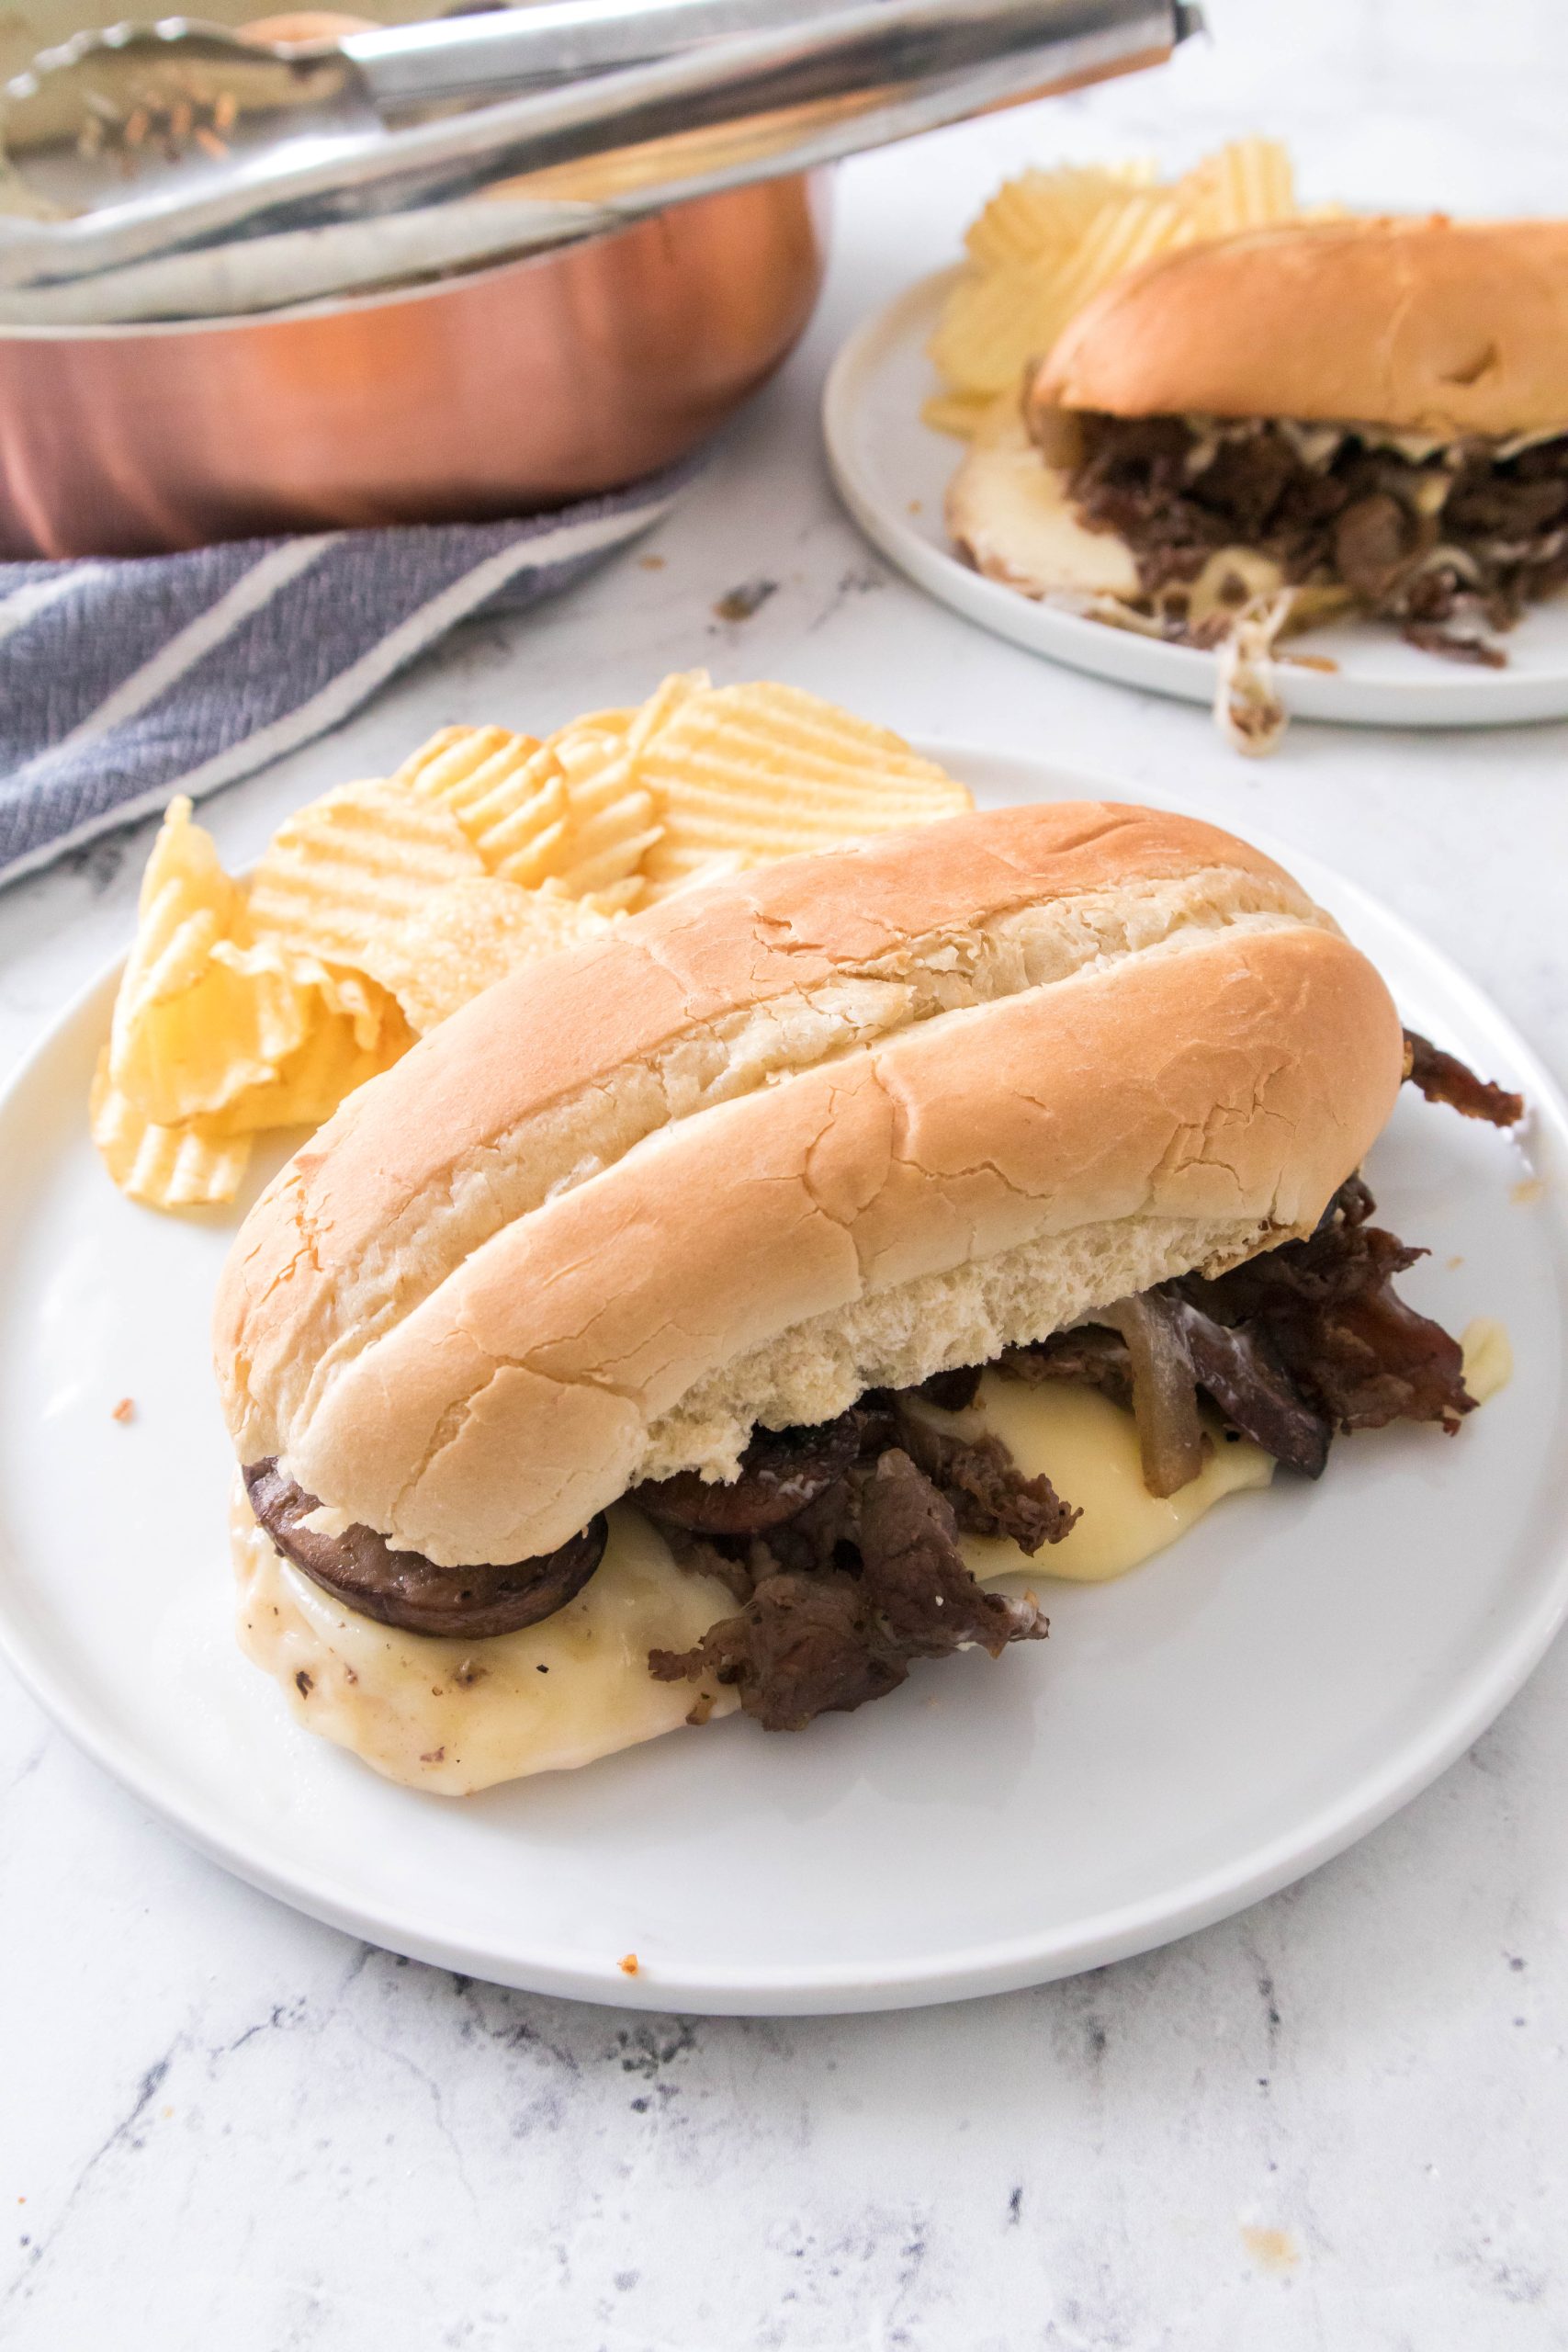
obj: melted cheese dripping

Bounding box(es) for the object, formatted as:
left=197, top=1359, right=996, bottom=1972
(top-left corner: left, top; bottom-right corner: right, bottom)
left=947, top=406, right=1302, bottom=633
left=1461, top=1317, right=1513, bottom=1406
left=234, top=1494, right=739, bottom=1796
left=928, top=1373, right=1275, bottom=1585
left=235, top=1375, right=1280, bottom=1791
left=946, top=402, right=1140, bottom=598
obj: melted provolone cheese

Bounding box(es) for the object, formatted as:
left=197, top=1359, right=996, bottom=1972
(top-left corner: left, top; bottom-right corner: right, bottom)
left=234, top=1493, right=738, bottom=1795
left=920, top=1372, right=1274, bottom=1586
left=234, top=1373, right=1278, bottom=1791
left=1204, top=416, right=1568, bottom=470
left=946, top=403, right=1141, bottom=599
left=1461, top=1317, right=1513, bottom=1406
left=237, top=1308, right=1513, bottom=1790
left=947, top=409, right=1292, bottom=632
left=1186, top=545, right=1285, bottom=624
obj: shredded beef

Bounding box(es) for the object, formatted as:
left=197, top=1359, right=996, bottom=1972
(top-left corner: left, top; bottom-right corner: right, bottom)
left=1401, top=616, right=1506, bottom=668
left=1404, top=1028, right=1525, bottom=1127
left=1333, top=490, right=1417, bottom=603
left=648, top=1451, right=1046, bottom=1732
left=759, top=1468, right=863, bottom=1581
left=918, top=1363, right=986, bottom=1411
left=1058, top=412, right=1568, bottom=662
left=1178, top=1186, right=1474, bottom=1438
left=1000, top=1175, right=1472, bottom=1479
left=856, top=1451, right=1044, bottom=1657
left=642, top=1054, right=1514, bottom=1728
left=891, top=1405, right=1079, bottom=1549
left=655, top=1571, right=907, bottom=1730
left=639, top=1402, right=1065, bottom=1731
left=1000, top=1325, right=1134, bottom=1411
left=1320, top=1170, right=1376, bottom=1230
left=628, top=1396, right=1076, bottom=1576
left=656, top=1523, right=759, bottom=1604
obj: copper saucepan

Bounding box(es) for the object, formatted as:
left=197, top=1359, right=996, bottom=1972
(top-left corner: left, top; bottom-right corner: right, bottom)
left=0, top=169, right=829, bottom=558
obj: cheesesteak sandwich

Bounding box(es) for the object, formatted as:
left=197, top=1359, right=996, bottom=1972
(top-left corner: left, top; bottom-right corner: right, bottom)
left=216, top=802, right=1519, bottom=1793
left=950, top=217, right=1568, bottom=669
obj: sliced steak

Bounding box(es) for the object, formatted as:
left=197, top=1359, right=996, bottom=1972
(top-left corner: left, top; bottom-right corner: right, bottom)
left=1403, top=1028, right=1525, bottom=1126
left=1177, top=1182, right=1474, bottom=1437
left=1056, top=411, right=1568, bottom=663
left=649, top=1450, right=1045, bottom=1732
left=998, top=1325, right=1134, bottom=1411
left=630, top=1414, right=861, bottom=1535
left=892, top=1406, right=1079, bottom=1551
left=1333, top=492, right=1419, bottom=603
left=854, top=1450, right=1046, bottom=1658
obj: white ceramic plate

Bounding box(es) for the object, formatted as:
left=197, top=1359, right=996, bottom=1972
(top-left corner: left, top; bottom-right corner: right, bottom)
left=825, top=269, right=1568, bottom=729
left=1, top=750, right=1564, bottom=2016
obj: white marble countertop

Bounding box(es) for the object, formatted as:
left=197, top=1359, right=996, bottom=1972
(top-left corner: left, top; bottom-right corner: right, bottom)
left=5, top=3, right=1568, bottom=2344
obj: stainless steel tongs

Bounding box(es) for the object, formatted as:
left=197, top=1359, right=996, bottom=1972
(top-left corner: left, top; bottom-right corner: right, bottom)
left=0, top=0, right=1203, bottom=300
left=4, top=0, right=861, bottom=213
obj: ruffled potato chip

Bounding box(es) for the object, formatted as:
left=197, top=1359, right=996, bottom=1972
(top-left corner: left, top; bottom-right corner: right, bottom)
left=632, top=680, right=971, bottom=893
left=921, top=389, right=998, bottom=440
left=1178, top=137, right=1296, bottom=239
left=963, top=159, right=1155, bottom=271
left=395, top=725, right=572, bottom=886
left=567, top=705, right=637, bottom=736
left=931, top=193, right=1198, bottom=401
left=91, top=1047, right=253, bottom=1209
left=246, top=779, right=483, bottom=967
left=110, top=962, right=313, bottom=1129
left=361, top=876, right=612, bottom=1035
left=539, top=725, right=662, bottom=908
left=395, top=723, right=530, bottom=814
left=625, top=668, right=708, bottom=755
left=210, top=990, right=414, bottom=1133
left=107, top=798, right=315, bottom=1126
left=928, top=139, right=1312, bottom=436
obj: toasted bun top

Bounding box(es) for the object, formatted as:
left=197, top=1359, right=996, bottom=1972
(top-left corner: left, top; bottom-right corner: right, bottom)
left=1031, top=217, right=1568, bottom=436
left=216, top=803, right=1404, bottom=1566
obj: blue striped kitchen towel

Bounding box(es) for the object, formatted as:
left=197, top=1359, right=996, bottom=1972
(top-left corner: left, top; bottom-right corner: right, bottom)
left=0, top=465, right=691, bottom=886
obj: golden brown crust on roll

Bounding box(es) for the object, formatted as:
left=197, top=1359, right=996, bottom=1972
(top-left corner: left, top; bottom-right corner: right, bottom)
left=217, top=802, right=1308, bottom=1445
left=216, top=803, right=1404, bottom=1566
left=1031, top=217, right=1568, bottom=437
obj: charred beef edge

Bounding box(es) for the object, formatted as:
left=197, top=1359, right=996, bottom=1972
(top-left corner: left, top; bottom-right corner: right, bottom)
left=1404, top=1028, right=1525, bottom=1128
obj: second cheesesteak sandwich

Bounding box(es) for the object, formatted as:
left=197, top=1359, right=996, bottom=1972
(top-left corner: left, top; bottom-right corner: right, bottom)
left=951, top=217, right=1568, bottom=673
left=216, top=802, right=1517, bottom=1792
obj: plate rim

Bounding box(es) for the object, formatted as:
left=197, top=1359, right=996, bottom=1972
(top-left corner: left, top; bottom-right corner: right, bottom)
left=1, top=749, right=1565, bottom=2015
left=823, top=266, right=1568, bottom=731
